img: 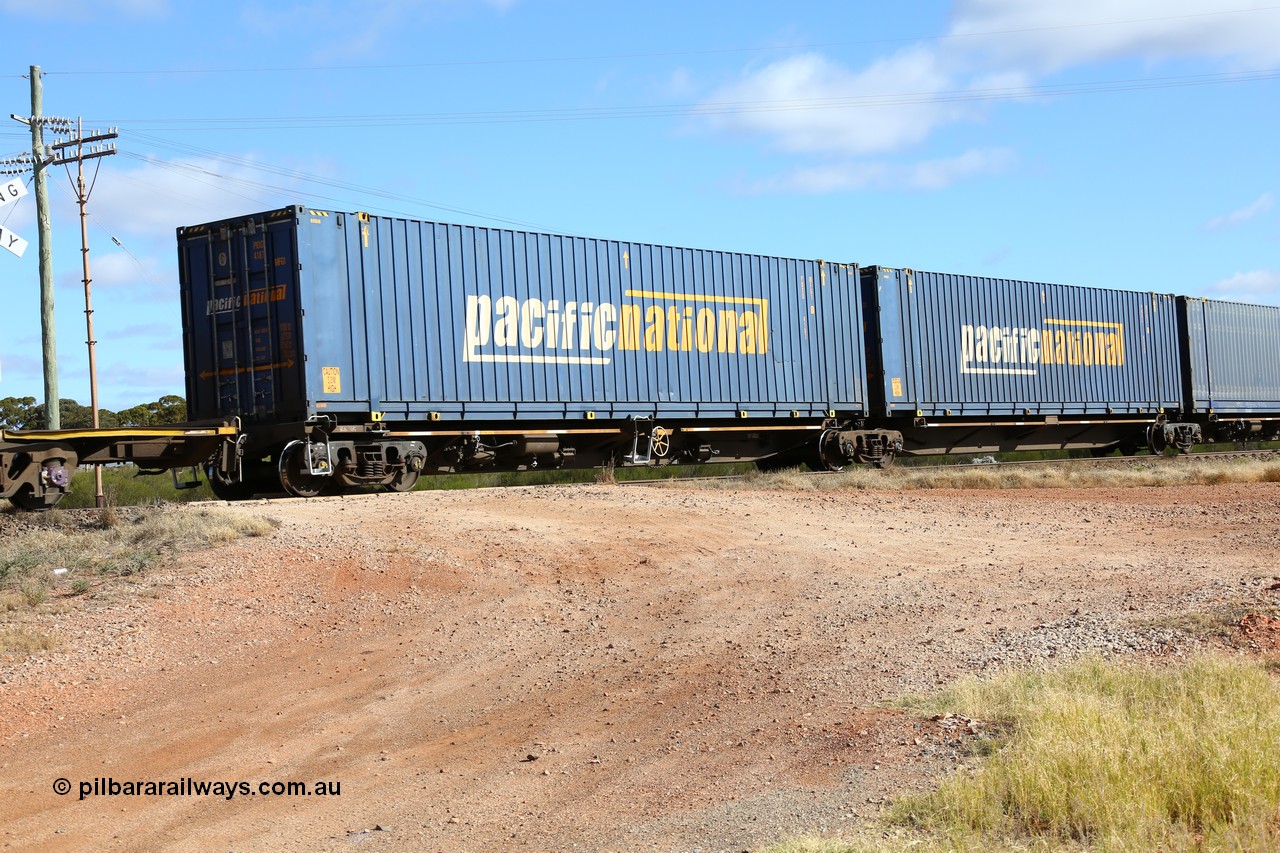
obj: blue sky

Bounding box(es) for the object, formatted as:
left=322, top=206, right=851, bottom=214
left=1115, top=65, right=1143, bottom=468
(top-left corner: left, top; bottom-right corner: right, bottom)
left=0, top=0, right=1276, bottom=410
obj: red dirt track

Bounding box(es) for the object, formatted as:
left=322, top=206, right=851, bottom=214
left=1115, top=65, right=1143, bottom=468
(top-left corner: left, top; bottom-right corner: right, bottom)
left=2, top=481, right=1277, bottom=851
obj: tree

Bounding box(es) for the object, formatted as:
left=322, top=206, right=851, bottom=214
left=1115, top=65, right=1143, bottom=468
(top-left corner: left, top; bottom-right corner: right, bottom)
left=0, top=396, right=40, bottom=431
left=116, top=395, right=187, bottom=427
left=1, top=395, right=184, bottom=431
left=57, top=398, right=95, bottom=429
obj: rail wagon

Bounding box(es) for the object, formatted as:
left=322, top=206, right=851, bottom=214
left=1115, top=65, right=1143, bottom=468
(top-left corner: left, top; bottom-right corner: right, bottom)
left=4, top=206, right=1275, bottom=511
left=860, top=267, right=1201, bottom=455
left=176, top=206, right=900, bottom=498
left=1179, top=296, right=1280, bottom=442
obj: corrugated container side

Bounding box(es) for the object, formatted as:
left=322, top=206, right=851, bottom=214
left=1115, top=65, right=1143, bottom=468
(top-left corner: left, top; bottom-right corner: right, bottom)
left=862, top=267, right=1183, bottom=417
left=180, top=207, right=869, bottom=423
left=1180, top=297, right=1280, bottom=413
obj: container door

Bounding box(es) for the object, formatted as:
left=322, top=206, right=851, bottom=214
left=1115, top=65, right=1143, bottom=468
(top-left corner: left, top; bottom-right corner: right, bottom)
left=179, top=213, right=305, bottom=423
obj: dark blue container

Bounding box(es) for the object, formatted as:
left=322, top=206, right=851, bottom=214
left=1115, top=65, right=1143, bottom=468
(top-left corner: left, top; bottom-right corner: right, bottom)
left=178, top=207, right=869, bottom=425
left=1180, top=297, right=1280, bottom=413
left=861, top=267, right=1184, bottom=418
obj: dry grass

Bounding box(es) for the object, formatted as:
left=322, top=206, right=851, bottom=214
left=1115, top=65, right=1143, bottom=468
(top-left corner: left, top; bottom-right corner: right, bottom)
left=0, top=625, right=62, bottom=655
left=0, top=506, right=278, bottom=622
left=773, top=655, right=1280, bottom=852
left=683, top=460, right=1280, bottom=492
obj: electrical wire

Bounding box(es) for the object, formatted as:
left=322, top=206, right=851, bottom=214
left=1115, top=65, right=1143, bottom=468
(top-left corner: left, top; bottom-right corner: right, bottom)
left=38, top=5, right=1280, bottom=77
left=116, top=150, right=571, bottom=233
left=90, top=66, right=1280, bottom=131
left=0, top=174, right=31, bottom=227
left=45, top=178, right=172, bottom=292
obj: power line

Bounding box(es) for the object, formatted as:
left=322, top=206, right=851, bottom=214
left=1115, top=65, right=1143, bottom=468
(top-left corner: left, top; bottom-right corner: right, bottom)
left=116, top=149, right=570, bottom=233
left=90, top=66, right=1280, bottom=132
left=38, top=5, right=1280, bottom=77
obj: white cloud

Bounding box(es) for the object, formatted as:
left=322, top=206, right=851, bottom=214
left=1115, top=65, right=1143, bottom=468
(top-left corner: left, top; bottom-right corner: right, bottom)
left=91, top=155, right=299, bottom=239
left=1204, top=269, right=1280, bottom=304
left=750, top=147, right=1017, bottom=194
left=949, top=0, right=1280, bottom=72
left=1203, top=192, right=1274, bottom=231
left=0, top=352, right=41, bottom=388
left=0, top=185, right=37, bottom=234
left=90, top=250, right=174, bottom=298
left=90, top=359, right=187, bottom=408
left=705, top=49, right=972, bottom=157
left=239, top=0, right=520, bottom=61
left=115, top=322, right=179, bottom=341
left=699, top=1, right=1280, bottom=193
left=908, top=147, right=1018, bottom=190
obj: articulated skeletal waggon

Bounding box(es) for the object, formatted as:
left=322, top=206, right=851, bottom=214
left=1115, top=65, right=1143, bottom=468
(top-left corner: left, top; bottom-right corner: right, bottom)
left=2, top=206, right=1276, bottom=509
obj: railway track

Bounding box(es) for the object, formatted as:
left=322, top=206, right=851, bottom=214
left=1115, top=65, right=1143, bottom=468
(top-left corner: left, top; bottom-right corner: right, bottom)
left=617, top=448, right=1280, bottom=487
left=178, top=447, right=1277, bottom=506
left=908, top=448, right=1280, bottom=471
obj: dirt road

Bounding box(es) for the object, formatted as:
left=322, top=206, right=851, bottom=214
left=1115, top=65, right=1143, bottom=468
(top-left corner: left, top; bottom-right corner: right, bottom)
left=2, top=481, right=1277, bottom=852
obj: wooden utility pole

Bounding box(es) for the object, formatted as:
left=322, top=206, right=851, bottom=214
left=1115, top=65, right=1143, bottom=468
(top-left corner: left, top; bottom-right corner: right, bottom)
left=9, top=67, right=120, bottom=500
left=9, top=67, right=73, bottom=428
left=26, top=67, right=64, bottom=428
left=49, top=120, right=118, bottom=507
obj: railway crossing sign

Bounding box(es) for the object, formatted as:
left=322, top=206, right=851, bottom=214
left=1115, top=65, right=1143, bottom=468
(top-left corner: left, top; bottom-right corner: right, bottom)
left=0, top=178, right=26, bottom=207
left=0, top=178, right=29, bottom=257
left=0, top=225, right=27, bottom=258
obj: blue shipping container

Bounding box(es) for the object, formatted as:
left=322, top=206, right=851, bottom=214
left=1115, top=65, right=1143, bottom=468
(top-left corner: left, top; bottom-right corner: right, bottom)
left=861, top=267, right=1183, bottom=417
left=1181, top=297, right=1280, bottom=413
left=178, top=207, right=868, bottom=424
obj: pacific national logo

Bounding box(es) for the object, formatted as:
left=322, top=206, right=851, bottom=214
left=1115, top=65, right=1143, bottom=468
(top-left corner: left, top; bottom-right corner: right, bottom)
left=464, top=290, right=769, bottom=365
left=205, top=284, right=287, bottom=316
left=960, top=319, right=1125, bottom=376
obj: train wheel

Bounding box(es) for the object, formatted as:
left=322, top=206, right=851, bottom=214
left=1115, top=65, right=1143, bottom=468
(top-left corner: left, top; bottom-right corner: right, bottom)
left=385, top=469, right=421, bottom=493
left=206, top=474, right=257, bottom=502
left=278, top=444, right=328, bottom=498
left=207, top=461, right=275, bottom=501
left=873, top=449, right=896, bottom=469
left=809, top=428, right=846, bottom=472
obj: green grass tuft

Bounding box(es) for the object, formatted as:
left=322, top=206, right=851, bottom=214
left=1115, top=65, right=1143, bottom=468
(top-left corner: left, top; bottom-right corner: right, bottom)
left=770, top=655, right=1280, bottom=852
left=58, top=465, right=209, bottom=509
left=890, top=655, right=1280, bottom=850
